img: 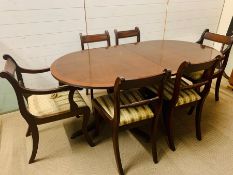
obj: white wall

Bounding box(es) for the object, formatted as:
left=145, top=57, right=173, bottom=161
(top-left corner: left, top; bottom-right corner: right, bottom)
left=0, top=0, right=86, bottom=88
left=85, top=0, right=167, bottom=47
left=217, top=0, right=233, bottom=76
left=0, top=0, right=225, bottom=88
left=165, top=0, right=224, bottom=42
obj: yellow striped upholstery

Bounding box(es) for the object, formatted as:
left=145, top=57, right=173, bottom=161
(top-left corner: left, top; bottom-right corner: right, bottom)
left=185, top=69, right=220, bottom=80
left=28, top=90, right=87, bottom=117
left=148, top=78, right=201, bottom=106
left=95, top=90, right=154, bottom=126
left=186, top=70, right=204, bottom=80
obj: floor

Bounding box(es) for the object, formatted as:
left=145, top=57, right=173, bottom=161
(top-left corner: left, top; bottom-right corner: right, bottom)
left=0, top=79, right=233, bottom=175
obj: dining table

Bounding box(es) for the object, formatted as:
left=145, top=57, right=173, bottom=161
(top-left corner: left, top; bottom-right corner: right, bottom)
left=50, top=40, right=221, bottom=89
left=50, top=40, right=221, bottom=138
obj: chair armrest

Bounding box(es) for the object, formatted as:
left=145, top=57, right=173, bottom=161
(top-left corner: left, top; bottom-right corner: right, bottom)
left=20, top=85, right=79, bottom=95
left=3, top=54, right=50, bottom=74
left=19, top=67, right=50, bottom=74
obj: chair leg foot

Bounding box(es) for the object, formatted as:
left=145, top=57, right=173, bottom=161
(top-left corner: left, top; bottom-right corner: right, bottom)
left=82, top=111, right=95, bottom=147
left=29, top=125, right=39, bottom=164
left=168, top=137, right=176, bottom=151
left=26, top=126, right=31, bottom=137
left=112, top=129, right=124, bottom=175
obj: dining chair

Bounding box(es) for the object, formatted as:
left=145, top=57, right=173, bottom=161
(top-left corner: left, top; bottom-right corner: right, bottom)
left=114, top=27, right=140, bottom=46
left=80, top=30, right=111, bottom=99
left=185, top=29, right=233, bottom=101
left=147, top=57, right=220, bottom=151
left=0, top=55, right=95, bottom=164
left=92, top=71, right=170, bottom=175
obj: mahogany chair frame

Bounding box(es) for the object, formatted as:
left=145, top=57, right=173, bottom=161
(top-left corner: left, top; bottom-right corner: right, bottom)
left=80, top=31, right=111, bottom=98
left=0, top=55, right=95, bottom=164
left=114, top=27, right=140, bottom=46
left=163, top=56, right=221, bottom=151
left=194, top=29, right=233, bottom=101
left=92, top=71, right=170, bottom=175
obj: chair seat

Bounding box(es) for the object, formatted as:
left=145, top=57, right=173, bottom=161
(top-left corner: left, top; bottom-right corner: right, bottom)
left=28, top=90, right=87, bottom=117
left=95, top=90, right=154, bottom=126
left=148, top=78, right=201, bottom=106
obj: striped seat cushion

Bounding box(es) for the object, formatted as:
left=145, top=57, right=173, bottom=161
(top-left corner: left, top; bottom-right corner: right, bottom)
left=185, top=69, right=220, bottom=80
left=185, top=70, right=204, bottom=80
left=95, top=90, right=154, bottom=126
left=28, top=90, right=87, bottom=117
left=148, top=78, right=201, bottom=106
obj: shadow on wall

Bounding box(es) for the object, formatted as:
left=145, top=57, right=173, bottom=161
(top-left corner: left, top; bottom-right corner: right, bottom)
left=0, top=42, right=19, bottom=114
left=0, top=79, right=18, bottom=114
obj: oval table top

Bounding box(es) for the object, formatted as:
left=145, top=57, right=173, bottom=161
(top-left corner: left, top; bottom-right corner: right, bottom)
left=51, top=40, right=221, bottom=89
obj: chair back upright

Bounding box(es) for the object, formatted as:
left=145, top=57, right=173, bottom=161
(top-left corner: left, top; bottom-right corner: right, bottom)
left=112, top=70, right=171, bottom=125
left=114, top=27, right=140, bottom=45
left=80, top=31, right=111, bottom=50
left=171, top=56, right=221, bottom=105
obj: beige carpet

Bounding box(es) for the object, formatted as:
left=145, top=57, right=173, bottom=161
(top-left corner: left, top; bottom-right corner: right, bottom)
left=0, top=79, right=233, bottom=175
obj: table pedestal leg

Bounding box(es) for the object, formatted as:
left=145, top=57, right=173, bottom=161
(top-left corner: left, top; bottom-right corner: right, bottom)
left=71, top=122, right=95, bottom=139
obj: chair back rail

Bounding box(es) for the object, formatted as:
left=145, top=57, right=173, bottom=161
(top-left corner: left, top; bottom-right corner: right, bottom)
left=112, top=70, right=171, bottom=125
left=204, top=32, right=233, bottom=45
left=197, top=29, right=233, bottom=45
left=114, top=27, right=140, bottom=45
left=80, top=31, right=111, bottom=50
left=120, top=96, right=159, bottom=109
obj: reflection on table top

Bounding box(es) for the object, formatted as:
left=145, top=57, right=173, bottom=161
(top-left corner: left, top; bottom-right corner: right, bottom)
left=51, top=40, right=221, bottom=88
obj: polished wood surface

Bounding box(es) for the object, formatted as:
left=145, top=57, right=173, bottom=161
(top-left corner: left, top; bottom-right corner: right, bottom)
left=51, top=40, right=221, bottom=89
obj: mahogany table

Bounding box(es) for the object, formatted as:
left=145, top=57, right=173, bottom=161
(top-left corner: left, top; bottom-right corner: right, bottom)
left=50, top=40, right=221, bottom=138
left=51, top=40, right=221, bottom=89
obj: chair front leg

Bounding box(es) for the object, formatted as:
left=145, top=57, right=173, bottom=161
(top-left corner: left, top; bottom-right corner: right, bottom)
left=112, top=126, right=124, bottom=175
left=195, top=100, right=205, bottom=140
left=93, top=108, right=100, bottom=137
left=165, top=106, right=176, bottom=151
left=29, top=124, right=39, bottom=164
left=215, top=73, right=223, bottom=101
left=82, top=109, right=95, bottom=147
left=90, top=89, right=94, bottom=99
left=151, top=117, right=158, bottom=164
left=86, top=89, right=89, bottom=95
